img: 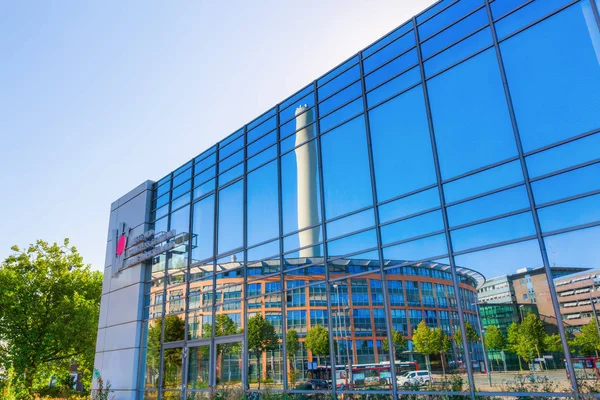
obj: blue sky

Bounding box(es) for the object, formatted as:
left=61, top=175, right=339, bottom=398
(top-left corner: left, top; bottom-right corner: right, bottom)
left=0, top=1, right=435, bottom=270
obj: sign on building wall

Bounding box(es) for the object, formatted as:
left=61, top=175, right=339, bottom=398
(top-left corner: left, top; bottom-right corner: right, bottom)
left=112, top=223, right=186, bottom=276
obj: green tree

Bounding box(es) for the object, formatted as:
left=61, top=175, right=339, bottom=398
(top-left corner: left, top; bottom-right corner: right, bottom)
left=435, top=328, right=452, bottom=376
left=286, top=329, right=300, bottom=386
left=454, top=322, right=479, bottom=349
left=146, top=315, right=185, bottom=388
left=247, top=314, right=278, bottom=389
left=506, top=322, right=523, bottom=370
left=516, top=314, right=546, bottom=365
left=382, top=329, right=407, bottom=360
left=411, top=321, right=439, bottom=374
left=305, top=325, right=330, bottom=367
left=545, top=334, right=564, bottom=353
left=286, top=329, right=300, bottom=369
left=0, top=239, right=102, bottom=396
left=570, top=320, right=600, bottom=357
left=485, top=325, right=506, bottom=369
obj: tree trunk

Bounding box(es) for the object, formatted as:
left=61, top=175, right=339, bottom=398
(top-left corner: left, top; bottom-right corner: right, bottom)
left=256, top=352, right=261, bottom=390
left=440, top=352, right=446, bottom=376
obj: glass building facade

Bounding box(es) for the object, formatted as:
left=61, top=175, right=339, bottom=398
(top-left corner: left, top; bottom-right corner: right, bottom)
left=100, top=0, right=600, bottom=398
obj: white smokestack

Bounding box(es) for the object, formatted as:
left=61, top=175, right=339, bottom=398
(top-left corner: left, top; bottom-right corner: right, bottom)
left=295, top=106, right=321, bottom=258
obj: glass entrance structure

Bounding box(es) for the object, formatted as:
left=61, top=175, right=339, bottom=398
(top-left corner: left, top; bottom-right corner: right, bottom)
left=95, top=0, right=600, bottom=398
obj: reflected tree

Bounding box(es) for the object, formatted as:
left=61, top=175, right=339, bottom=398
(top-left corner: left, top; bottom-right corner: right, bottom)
left=412, top=321, right=438, bottom=374
left=286, top=329, right=300, bottom=386
left=247, top=314, right=278, bottom=389
left=305, top=325, right=330, bottom=366
left=382, top=329, right=407, bottom=360
left=485, top=325, right=506, bottom=369
left=570, top=320, right=600, bottom=357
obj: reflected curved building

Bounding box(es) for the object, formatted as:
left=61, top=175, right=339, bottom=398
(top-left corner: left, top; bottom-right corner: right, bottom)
left=95, top=0, right=600, bottom=398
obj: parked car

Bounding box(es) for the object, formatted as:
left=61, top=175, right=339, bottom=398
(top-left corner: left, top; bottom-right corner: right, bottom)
left=396, top=370, right=433, bottom=387
left=295, top=379, right=331, bottom=390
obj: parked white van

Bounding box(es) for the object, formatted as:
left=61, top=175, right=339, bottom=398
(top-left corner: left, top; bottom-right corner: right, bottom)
left=396, top=370, right=433, bottom=387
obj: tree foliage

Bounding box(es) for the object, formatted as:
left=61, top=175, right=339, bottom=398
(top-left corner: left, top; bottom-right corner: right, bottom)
left=411, top=321, right=439, bottom=372
left=247, top=314, right=278, bottom=389
left=305, top=325, right=330, bottom=364
left=454, top=322, right=479, bottom=349
left=0, top=239, right=103, bottom=396
left=570, top=320, right=600, bottom=356
left=382, top=329, right=407, bottom=359
left=286, top=329, right=300, bottom=363
left=485, top=325, right=506, bottom=352
left=515, top=313, right=546, bottom=363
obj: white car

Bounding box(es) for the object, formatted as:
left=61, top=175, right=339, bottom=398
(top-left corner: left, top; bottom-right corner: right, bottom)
left=397, top=370, right=433, bottom=387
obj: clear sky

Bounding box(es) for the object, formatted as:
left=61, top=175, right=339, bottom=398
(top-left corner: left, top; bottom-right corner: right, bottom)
left=0, top=1, right=436, bottom=270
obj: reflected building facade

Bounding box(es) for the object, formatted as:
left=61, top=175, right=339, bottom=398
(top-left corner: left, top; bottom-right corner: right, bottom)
left=94, top=0, right=600, bottom=399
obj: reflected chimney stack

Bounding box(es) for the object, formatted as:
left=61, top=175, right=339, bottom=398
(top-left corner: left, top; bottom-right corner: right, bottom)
left=295, top=106, right=320, bottom=258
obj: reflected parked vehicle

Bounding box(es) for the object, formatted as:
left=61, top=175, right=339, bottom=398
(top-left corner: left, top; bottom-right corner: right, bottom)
left=397, top=370, right=433, bottom=387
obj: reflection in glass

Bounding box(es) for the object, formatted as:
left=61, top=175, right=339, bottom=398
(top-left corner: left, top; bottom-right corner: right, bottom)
left=321, top=116, right=373, bottom=219
left=247, top=161, right=279, bottom=246
left=428, top=49, right=517, bottom=179
left=187, top=346, right=210, bottom=390
left=192, top=195, right=215, bottom=263
left=218, top=181, right=243, bottom=255
left=500, top=1, right=600, bottom=152
left=369, top=86, right=436, bottom=201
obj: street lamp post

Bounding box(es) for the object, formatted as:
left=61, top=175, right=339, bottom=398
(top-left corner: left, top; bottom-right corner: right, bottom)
left=473, top=302, right=493, bottom=387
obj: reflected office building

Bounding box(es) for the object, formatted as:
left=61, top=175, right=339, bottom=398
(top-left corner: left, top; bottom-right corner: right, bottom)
left=95, top=1, right=600, bottom=399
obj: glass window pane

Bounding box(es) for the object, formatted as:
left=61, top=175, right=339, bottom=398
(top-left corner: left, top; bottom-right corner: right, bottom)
left=451, top=212, right=536, bottom=252
left=192, top=195, right=215, bottom=263
left=364, top=21, right=413, bottom=57
left=531, top=163, right=600, bottom=205
left=495, top=0, right=574, bottom=39
left=538, top=193, right=600, bottom=233
left=219, top=136, right=244, bottom=161
left=378, top=188, right=440, bottom=224
left=369, top=85, right=437, bottom=201
left=248, top=116, right=276, bottom=144
left=321, top=116, right=373, bottom=219
left=327, top=229, right=378, bottom=257
left=363, top=31, right=416, bottom=74
left=247, top=160, right=280, bottom=246
left=280, top=89, right=315, bottom=124
left=326, top=208, right=375, bottom=239
left=447, top=185, right=530, bottom=227
left=525, top=133, right=600, bottom=179
left=421, top=8, right=489, bottom=59
left=318, top=64, right=361, bottom=100
left=319, top=98, right=364, bottom=133
left=366, top=66, right=421, bottom=108
left=444, top=161, right=524, bottom=204
left=187, top=345, right=210, bottom=390
left=428, top=48, right=517, bottom=179
left=218, top=181, right=243, bottom=254
left=419, top=0, right=483, bottom=40
left=381, top=210, right=444, bottom=246
left=365, top=49, right=418, bottom=90
left=318, top=81, right=362, bottom=117
left=247, top=130, right=276, bottom=157
left=383, top=233, right=448, bottom=261
left=424, top=28, right=493, bottom=77
left=248, top=144, right=277, bottom=172
left=500, top=2, right=600, bottom=152
left=195, top=151, right=216, bottom=173
left=318, top=55, right=359, bottom=86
